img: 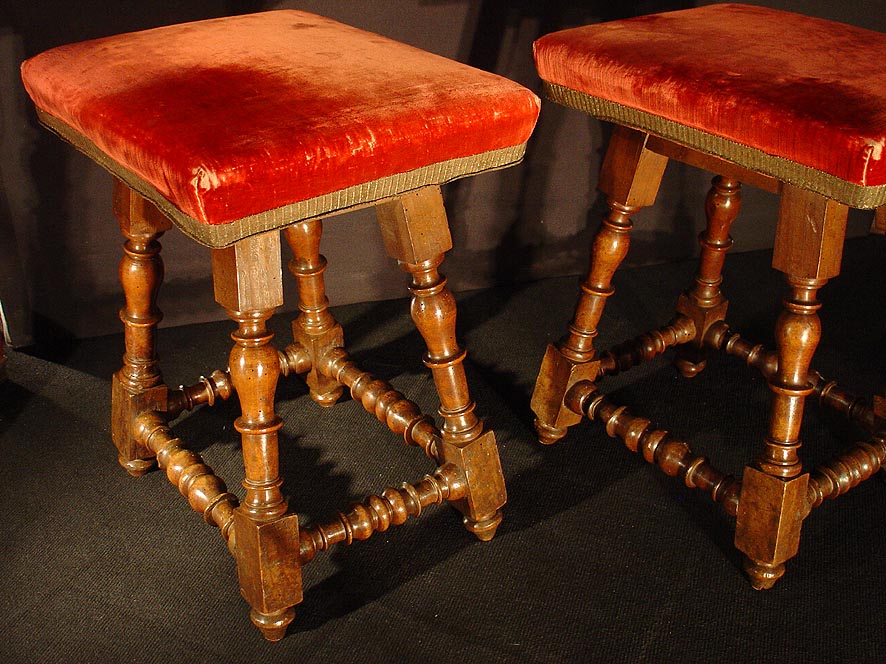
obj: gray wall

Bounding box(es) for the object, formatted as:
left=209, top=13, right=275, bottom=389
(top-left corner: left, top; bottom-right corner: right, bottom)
left=1, top=1, right=880, bottom=348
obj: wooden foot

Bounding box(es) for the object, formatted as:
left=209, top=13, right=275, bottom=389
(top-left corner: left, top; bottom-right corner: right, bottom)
left=674, top=175, right=740, bottom=377
left=250, top=608, right=295, bottom=642
left=377, top=186, right=506, bottom=538
left=531, top=344, right=599, bottom=444
left=463, top=509, right=503, bottom=542
left=535, top=419, right=568, bottom=446
left=213, top=232, right=302, bottom=640
left=110, top=182, right=173, bottom=475
left=283, top=220, right=344, bottom=407
left=744, top=559, right=785, bottom=590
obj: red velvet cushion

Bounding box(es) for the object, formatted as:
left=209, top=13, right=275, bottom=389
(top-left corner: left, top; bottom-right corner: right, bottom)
left=534, top=3, right=886, bottom=188
left=21, top=10, right=539, bottom=226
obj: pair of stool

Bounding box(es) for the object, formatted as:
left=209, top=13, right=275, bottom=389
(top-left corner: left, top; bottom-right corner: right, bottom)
left=20, top=3, right=884, bottom=640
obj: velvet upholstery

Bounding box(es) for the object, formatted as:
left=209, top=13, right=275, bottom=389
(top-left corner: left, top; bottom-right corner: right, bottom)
left=21, top=10, right=540, bottom=234
left=533, top=4, right=886, bottom=192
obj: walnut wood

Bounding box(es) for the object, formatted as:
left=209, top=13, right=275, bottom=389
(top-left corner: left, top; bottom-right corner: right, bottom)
left=283, top=220, right=344, bottom=406
left=734, top=275, right=825, bottom=590
left=166, top=369, right=233, bottom=420
left=808, top=432, right=886, bottom=509
left=401, top=256, right=479, bottom=439
left=562, top=129, right=667, bottom=364
left=757, top=277, right=826, bottom=479
left=645, top=135, right=779, bottom=194
left=320, top=347, right=441, bottom=460
left=708, top=321, right=779, bottom=378
left=736, top=466, right=808, bottom=590
left=532, top=101, right=876, bottom=593
left=812, top=372, right=883, bottom=435
left=377, top=186, right=506, bottom=540
left=278, top=341, right=312, bottom=377
left=674, top=176, right=740, bottom=377
left=400, top=255, right=505, bottom=538
left=212, top=233, right=299, bottom=642
left=565, top=380, right=740, bottom=515
left=134, top=411, right=238, bottom=538
left=530, top=128, right=668, bottom=447
left=376, top=186, right=452, bottom=264
left=773, top=185, right=848, bottom=281
left=530, top=345, right=601, bottom=445
left=711, top=328, right=882, bottom=435
left=598, top=316, right=695, bottom=377
left=298, top=463, right=467, bottom=564
left=111, top=183, right=172, bottom=477
left=571, top=137, right=662, bottom=355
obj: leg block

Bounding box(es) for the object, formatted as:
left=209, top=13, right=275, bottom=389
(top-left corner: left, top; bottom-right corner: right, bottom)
left=111, top=377, right=168, bottom=476
left=773, top=185, right=847, bottom=281
left=673, top=294, right=728, bottom=377
left=735, top=465, right=809, bottom=589
left=530, top=344, right=601, bottom=444
left=291, top=320, right=344, bottom=406
left=376, top=186, right=452, bottom=264
left=233, top=510, right=302, bottom=641
left=439, top=430, right=507, bottom=541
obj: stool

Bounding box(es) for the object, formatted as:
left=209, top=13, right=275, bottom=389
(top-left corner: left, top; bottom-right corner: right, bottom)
left=21, top=10, right=539, bottom=640
left=530, top=4, right=885, bottom=589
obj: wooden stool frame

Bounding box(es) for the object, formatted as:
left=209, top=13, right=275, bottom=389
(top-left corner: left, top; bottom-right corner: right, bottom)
left=532, top=125, right=886, bottom=590
left=110, top=180, right=506, bottom=640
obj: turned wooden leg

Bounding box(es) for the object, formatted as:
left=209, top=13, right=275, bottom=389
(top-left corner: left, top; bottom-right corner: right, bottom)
left=283, top=220, right=344, bottom=406
left=674, top=176, right=740, bottom=377
left=735, top=185, right=848, bottom=589
left=111, top=182, right=172, bottom=477
left=377, top=186, right=506, bottom=541
left=212, top=232, right=301, bottom=641
left=531, top=126, right=668, bottom=444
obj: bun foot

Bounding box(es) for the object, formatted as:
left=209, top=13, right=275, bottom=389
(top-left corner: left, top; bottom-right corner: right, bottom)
left=535, top=419, right=567, bottom=446
left=120, top=456, right=156, bottom=477
left=311, top=385, right=343, bottom=408
left=744, top=559, right=785, bottom=590
left=464, top=510, right=503, bottom=542
left=674, top=346, right=707, bottom=378
left=251, top=607, right=295, bottom=642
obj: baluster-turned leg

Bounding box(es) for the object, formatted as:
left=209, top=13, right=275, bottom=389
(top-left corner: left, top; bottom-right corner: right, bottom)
left=674, top=176, right=740, bottom=377
left=283, top=219, right=344, bottom=406
left=531, top=126, right=668, bottom=444
left=736, top=184, right=848, bottom=589
left=111, top=181, right=172, bottom=476
left=212, top=231, right=301, bottom=641
left=377, top=186, right=506, bottom=541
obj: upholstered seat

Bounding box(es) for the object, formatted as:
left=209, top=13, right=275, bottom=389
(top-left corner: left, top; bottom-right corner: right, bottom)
left=531, top=4, right=885, bottom=592
left=533, top=3, right=886, bottom=206
left=22, top=10, right=539, bottom=246
left=22, top=10, right=539, bottom=641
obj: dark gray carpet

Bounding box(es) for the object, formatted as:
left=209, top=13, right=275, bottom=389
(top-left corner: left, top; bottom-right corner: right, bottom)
left=1, top=236, right=884, bottom=663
